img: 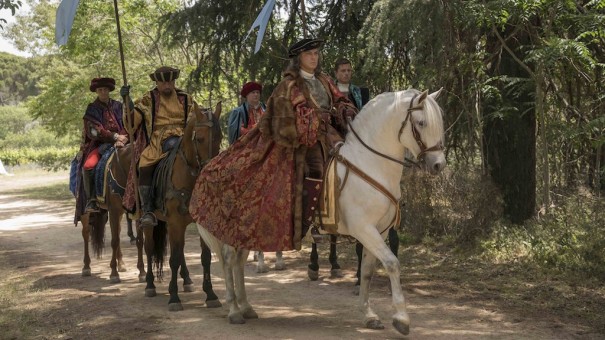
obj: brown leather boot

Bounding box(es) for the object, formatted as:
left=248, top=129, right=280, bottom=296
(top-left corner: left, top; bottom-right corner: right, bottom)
left=302, top=177, right=323, bottom=237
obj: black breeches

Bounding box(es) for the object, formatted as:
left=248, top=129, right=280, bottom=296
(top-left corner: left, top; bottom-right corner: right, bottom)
left=305, top=143, right=324, bottom=179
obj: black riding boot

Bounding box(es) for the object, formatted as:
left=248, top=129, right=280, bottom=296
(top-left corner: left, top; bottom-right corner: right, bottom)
left=83, top=168, right=100, bottom=213
left=302, top=177, right=323, bottom=238
left=138, top=185, right=157, bottom=228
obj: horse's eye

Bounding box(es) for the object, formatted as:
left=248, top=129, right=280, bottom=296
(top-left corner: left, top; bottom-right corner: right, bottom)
left=416, top=120, right=426, bottom=128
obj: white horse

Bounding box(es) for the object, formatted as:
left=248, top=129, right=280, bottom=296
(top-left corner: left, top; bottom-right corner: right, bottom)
left=196, top=89, right=446, bottom=335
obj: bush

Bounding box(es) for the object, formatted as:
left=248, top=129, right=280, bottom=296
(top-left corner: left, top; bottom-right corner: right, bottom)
left=0, top=147, right=78, bottom=171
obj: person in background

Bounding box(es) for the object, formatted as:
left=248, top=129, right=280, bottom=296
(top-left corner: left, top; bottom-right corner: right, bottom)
left=227, top=81, right=266, bottom=145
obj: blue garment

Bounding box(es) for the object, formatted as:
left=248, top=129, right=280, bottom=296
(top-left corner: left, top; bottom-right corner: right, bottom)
left=227, top=102, right=266, bottom=145
left=336, top=82, right=363, bottom=110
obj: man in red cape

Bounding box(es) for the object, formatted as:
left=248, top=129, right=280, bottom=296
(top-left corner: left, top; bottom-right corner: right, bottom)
left=189, top=38, right=357, bottom=251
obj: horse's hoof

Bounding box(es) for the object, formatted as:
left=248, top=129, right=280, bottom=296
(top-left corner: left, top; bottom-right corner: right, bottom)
left=275, top=262, right=286, bottom=271
left=145, top=288, right=156, bottom=297
left=392, top=318, right=410, bottom=335
left=138, top=275, right=146, bottom=283
left=330, top=268, right=344, bottom=278
left=308, top=268, right=319, bottom=281
left=256, top=266, right=268, bottom=273
left=228, top=313, right=246, bottom=324
left=242, top=308, right=258, bottom=319
left=118, top=267, right=127, bottom=273
left=353, top=285, right=360, bottom=296
left=109, top=276, right=121, bottom=284
left=205, top=299, right=222, bottom=308
left=82, top=268, right=91, bottom=277
left=183, top=284, right=194, bottom=292
left=365, top=319, right=385, bottom=330
left=129, top=239, right=136, bottom=246
left=168, top=302, right=183, bottom=312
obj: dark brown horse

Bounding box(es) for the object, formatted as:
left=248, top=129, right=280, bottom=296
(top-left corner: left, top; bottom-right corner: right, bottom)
left=79, top=144, right=145, bottom=284
left=142, top=103, right=223, bottom=311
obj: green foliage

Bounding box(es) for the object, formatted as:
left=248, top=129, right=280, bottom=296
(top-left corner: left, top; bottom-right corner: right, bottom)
left=0, top=52, right=42, bottom=104
left=0, top=105, right=30, bottom=139
left=0, top=146, right=77, bottom=170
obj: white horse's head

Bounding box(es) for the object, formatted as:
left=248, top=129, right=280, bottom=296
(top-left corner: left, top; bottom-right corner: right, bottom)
left=395, top=89, right=446, bottom=174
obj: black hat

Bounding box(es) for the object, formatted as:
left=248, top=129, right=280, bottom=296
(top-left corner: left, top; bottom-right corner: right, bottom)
left=288, top=38, right=324, bottom=58
left=90, top=77, right=116, bottom=92
left=149, top=66, right=180, bottom=82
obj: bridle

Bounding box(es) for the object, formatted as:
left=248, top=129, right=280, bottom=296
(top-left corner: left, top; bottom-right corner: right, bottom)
left=181, top=109, right=215, bottom=176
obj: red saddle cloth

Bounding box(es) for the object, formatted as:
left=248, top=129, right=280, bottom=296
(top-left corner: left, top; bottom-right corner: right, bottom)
left=189, top=127, right=297, bottom=252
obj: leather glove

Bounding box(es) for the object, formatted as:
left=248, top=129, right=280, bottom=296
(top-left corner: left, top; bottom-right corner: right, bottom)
left=120, top=85, right=130, bottom=98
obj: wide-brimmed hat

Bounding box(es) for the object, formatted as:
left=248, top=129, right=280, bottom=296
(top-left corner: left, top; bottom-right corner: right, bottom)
left=288, top=38, right=324, bottom=58
left=240, top=81, right=262, bottom=97
left=149, top=66, right=180, bottom=82
left=89, top=77, right=116, bottom=92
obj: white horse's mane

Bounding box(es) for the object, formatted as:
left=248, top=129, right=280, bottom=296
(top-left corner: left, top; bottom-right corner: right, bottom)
left=352, top=89, right=444, bottom=145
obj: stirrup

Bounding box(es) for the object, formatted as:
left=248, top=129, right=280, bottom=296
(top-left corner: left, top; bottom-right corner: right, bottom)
left=85, top=200, right=100, bottom=213
left=139, top=212, right=157, bottom=228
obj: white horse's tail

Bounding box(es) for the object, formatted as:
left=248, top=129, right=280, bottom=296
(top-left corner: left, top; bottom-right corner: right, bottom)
left=196, top=223, right=225, bottom=263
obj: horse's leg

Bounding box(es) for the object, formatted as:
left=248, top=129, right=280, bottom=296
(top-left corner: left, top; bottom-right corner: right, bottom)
left=329, top=235, right=343, bottom=278
left=358, top=230, right=410, bottom=335
left=81, top=215, right=91, bottom=277
left=307, top=242, right=319, bottom=281
left=274, top=250, right=285, bottom=270
left=234, top=248, right=257, bottom=319
left=221, top=245, right=244, bottom=324
left=126, top=216, right=136, bottom=245
left=143, top=226, right=157, bottom=297
left=108, top=208, right=123, bottom=283
left=353, top=241, right=363, bottom=295
left=388, top=227, right=400, bottom=258
left=136, top=222, right=146, bottom=283
left=199, top=236, right=221, bottom=308
left=167, top=225, right=185, bottom=311
left=179, top=248, right=194, bottom=293
left=256, top=251, right=268, bottom=273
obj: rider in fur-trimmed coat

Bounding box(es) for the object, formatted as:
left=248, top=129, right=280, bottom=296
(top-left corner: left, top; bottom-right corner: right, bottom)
left=189, top=38, right=357, bottom=251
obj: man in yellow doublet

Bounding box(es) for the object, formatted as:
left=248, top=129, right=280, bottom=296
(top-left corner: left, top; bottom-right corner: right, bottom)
left=124, top=66, right=200, bottom=227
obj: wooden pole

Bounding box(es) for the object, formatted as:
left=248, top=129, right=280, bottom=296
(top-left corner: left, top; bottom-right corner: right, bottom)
left=300, top=0, right=308, bottom=38
left=113, top=0, right=140, bottom=218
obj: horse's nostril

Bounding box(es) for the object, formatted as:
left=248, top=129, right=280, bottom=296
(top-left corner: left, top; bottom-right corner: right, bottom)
left=433, top=162, right=443, bottom=172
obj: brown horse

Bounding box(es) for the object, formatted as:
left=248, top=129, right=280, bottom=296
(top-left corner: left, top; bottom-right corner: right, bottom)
left=79, top=144, right=145, bottom=284
left=142, top=103, right=223, bottom=311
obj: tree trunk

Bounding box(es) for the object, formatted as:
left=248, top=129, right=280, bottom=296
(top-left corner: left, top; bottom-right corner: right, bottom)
left=482, top=25, right=537, bottom=224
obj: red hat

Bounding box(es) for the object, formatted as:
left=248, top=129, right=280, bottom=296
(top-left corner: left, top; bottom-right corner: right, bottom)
left=90, top=77, right=116, bottom=92
left=240, top=81, right=262, bottom=97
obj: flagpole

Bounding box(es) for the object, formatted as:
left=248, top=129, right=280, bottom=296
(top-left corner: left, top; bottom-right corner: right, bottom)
left=113, top=0, right=140, bottom=219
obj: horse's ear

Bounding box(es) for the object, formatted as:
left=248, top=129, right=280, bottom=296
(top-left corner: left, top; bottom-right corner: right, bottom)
left=214, top=101, right=222, bottom=120
left=417, top=90, right=429, bottom=104
left=429, top=87, right=444, bottom=100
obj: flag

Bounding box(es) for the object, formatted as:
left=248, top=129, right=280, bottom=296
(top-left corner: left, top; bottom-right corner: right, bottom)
left=55, top=0, right=80, bottom=46
left=244, top=0, right=276, bottom=54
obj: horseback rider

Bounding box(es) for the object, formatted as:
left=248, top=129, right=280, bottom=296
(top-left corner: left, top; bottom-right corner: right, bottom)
left=189, top=37, right=357, bottom=251
left=80, top=77, right=129, bottom=214
left=227, top=81, right=266, bottom=145
left=333, top=57, right=364, bottom=110
left=121, top=66, right=204, bottom=228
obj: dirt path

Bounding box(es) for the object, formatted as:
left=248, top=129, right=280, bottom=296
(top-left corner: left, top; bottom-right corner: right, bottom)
left=0, top=170, right=601, bottom=339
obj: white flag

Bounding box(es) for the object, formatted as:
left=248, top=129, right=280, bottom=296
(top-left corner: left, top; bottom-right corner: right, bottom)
left=55, top=0, right=80, bottom=46
left=244, top=0, right=277, bottom=54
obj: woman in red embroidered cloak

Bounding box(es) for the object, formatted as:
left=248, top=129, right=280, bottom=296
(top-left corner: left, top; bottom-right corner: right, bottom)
left=189, top=38, right=357, bottom=251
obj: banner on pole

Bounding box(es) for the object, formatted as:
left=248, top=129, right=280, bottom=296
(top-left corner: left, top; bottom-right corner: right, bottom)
left=55, top=0, right=80, bottom=46
left=244, top=0, right=276, bottom=54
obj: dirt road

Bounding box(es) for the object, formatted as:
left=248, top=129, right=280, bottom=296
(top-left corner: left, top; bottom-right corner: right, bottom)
left=0, top=170, right=601, bottom=339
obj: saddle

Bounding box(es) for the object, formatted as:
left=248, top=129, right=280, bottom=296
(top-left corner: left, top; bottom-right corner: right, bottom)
left=152, top=137, right=190, bottom=216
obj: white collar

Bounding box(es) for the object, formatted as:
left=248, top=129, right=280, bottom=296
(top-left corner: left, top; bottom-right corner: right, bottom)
left=300, top=69, right=315, bottom=79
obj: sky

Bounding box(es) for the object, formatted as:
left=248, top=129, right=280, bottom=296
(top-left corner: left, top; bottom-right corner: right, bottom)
left=0, top=4, right=32, bottom=57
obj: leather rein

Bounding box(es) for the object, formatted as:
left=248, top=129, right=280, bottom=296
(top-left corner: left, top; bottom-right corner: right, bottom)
left=180, top=109, right=215, bottom=176
left=332, top=93, right=443, bottom=234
